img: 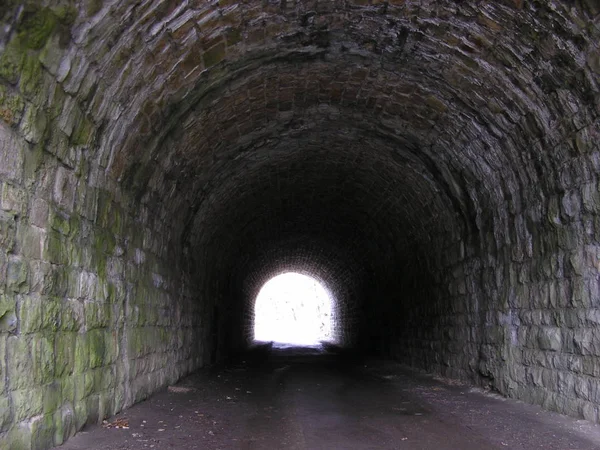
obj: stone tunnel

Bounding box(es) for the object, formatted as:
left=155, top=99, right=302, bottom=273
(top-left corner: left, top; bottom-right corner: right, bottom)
left=0, top=0, right=599, bottom=448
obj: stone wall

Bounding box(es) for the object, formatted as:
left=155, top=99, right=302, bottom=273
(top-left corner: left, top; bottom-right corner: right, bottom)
left=389, top=131, right=600, bottom=422
left=0, top=4, right=204, bottom=448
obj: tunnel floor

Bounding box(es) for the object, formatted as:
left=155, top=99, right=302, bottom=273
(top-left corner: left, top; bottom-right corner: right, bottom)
left=54, top=348, right=600, bottom=450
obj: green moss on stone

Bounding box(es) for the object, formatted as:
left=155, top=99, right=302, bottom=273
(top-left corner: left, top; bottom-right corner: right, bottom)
left=0, top=42, right=24, bottom=84
left=12, top=386, right=44, bottom=421
left=19, top=295, right=42, bottom=333
left=60, top=300, right=82, bottom=332
left=35, top=336, right=56, bottom=384
left=0, top=294, right=17, bottom=333
left=48, top=83, right=67, bottom=121
left=69, top=214, right=81, bottom=237
left=74, top=335, right=89, bottom=373
left=54, top=333, right=75, bottom=378
left=0, top=85, right=25, bottom=126
left=110, top=208, right=123, bottom=235
left=45, top=231, right=68, bottom=266
left=31, top=412, right=56, bottom=450
left=42, top=382, right=62, bottom=414
left=71, top=115, right=94, bottom=145
left=53, top=5, right=78, bottom=26
left=86, top=0, right=103, bottom=17
left=20, top=54, right=44, bottom=100
left=0, top=213, right=16, bottom=253
left=6, top=257, right=28, bottom=293
left=17, top=7, right=58, bottom=50
left=49, top=209, right=71, bottom=235
left=88, top=330, right=105, bottom=368
left=42, top=297, right=61, bottom=332
left=5, top=423, right=33, bottom=450
left=0, top=294, right=16, bottom=318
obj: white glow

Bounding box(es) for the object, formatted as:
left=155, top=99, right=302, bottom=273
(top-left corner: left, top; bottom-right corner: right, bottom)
left=254, top=272, right=333, bottom=346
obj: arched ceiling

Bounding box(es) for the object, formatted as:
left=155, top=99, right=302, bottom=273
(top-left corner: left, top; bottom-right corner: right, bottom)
left=7, top=0, right=597, bottom=321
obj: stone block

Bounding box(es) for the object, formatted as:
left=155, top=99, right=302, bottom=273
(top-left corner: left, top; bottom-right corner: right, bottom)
left=43, top=231, right=69, bottom=266
left=87, top=329, right=106, bottom=369
left=42, top=381, right=62, bottom=414
left=0, top=295, right=17, bottom=333
left=203, top=42, right=226, bottom=68
left=538, top=327, right=562, bottom=352
left=49, top=207, right=71, bottom=235
left=58, top=97, right=82, bottom=137
left=73, top=398, right=87, bottom=430
left=85, top=393, right=101, bottom=425
left=41, top=296, right=60, bottom=332
left=0, top=210, right=16, bottom=253
left=581, top=356, right=600, bottom=378
left=7, top=336, right=35, bottom=389
left=30, top=198, right=49, bottom=228
left=19, top=295, right=43, bottom=333
left=558, top=371, right=575, bottom=396
left=6, top=256, right=28, bottom=293
left=20, top=225, right=45, bottom=260
left=61, top=299, right=83, bottom=332
left=78, top=186, right=98, bottom=221
left=30, top=413, right=55, bottom=450
left=0, top=86, right=25, bottom=128
left=33, top=335, right=55, bottom=385
left=5, top=422, right=32, bottom=450
left=74, top=334, right=89, bottom=374
left=20, top=104, right=48, bottom=145
left=11, top=386, right=43, bottom=422
left=72, top=372, right=87, bottom=402
left=98, top=390, right=115, bottom=421
left=53, top=405, right=75, bottom=447
left=78, top=272, right=98, bottom=302
left=0, top=394, right=11, bottom=432
left=53, top=166, right=77, bottom=213
left=60, top=375, right=75, bottom=405
left=55, top=332, right=76, bottom=377
left=582, top=401, right=598, bottom=423
left=574, top=329, right=600, bottom=356
left=1, top=182, right=27, bottom=216
left=569, top=250, right=585, bottom=277
left=575, top=377, right=591, bottom=401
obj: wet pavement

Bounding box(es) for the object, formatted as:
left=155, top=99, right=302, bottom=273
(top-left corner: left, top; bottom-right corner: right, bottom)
left=55, top=346, right=600, bottom=450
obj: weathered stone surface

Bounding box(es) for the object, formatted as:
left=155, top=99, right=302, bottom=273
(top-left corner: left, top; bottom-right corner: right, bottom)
left=538, top=327, right=563, bottom=352
left=0, top=124, right=24, bottom=183
left=0, top=394, right=10, bottom=432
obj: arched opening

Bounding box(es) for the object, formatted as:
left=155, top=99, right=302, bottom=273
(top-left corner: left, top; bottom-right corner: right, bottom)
left=253, top=272, right=336, bottom=347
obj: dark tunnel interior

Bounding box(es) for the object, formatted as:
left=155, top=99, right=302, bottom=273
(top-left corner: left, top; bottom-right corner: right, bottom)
left=1, top=1, right=599, bottom=445
left=169, top=110, right=466, bottom=360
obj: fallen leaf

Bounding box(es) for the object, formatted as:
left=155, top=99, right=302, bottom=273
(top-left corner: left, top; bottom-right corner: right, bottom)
left=102, top=418, right=129, bottom=429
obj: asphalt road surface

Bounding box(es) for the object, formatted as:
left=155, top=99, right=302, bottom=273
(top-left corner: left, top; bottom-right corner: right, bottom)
left=55, top=347, right=600, bottom=450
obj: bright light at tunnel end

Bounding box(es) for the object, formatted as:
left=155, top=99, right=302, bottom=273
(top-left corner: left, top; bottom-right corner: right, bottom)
left=254, top=272, right=335, bottom=347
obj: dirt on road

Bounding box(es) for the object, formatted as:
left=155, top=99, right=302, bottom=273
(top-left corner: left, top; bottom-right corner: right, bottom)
left=54, top=347, right=600, bottom=450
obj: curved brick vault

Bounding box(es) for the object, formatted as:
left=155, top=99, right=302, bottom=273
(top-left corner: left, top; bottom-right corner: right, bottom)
left=0, top=0, right=599, bottom=447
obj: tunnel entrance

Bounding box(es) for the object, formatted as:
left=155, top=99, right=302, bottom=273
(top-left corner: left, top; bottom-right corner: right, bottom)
left=253, top=272, right=335, bottom=347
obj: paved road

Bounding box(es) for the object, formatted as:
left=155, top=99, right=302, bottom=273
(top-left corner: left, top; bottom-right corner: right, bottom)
left=55, top=348, right=600, bottom=450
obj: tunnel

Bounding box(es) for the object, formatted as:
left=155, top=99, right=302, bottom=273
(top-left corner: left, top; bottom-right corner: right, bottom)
left=0, top=0, right=599, bottom=448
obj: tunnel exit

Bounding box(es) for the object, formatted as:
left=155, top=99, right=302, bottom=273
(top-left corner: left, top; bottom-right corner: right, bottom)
left=253, top=272, right=335, bottom=346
